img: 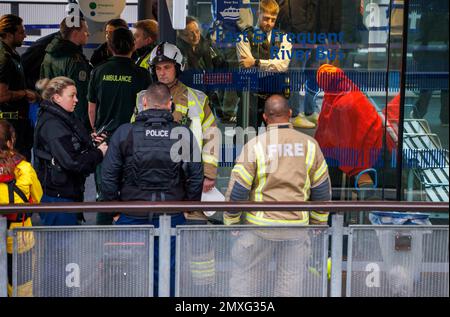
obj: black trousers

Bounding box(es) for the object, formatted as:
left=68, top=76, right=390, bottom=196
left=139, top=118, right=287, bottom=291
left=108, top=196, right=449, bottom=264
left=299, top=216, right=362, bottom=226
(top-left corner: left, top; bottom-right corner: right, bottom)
left=414, top=90, right=449, bottom=124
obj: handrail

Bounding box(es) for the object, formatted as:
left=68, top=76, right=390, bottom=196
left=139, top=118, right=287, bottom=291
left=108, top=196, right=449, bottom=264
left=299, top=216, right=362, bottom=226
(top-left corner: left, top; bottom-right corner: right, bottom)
left=0, top=201, right=448, bottom=214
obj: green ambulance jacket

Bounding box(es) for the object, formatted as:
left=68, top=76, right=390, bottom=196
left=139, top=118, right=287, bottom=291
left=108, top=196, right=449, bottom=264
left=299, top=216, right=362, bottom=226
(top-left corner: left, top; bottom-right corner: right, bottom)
left=40, top=37, right=91, bottom=130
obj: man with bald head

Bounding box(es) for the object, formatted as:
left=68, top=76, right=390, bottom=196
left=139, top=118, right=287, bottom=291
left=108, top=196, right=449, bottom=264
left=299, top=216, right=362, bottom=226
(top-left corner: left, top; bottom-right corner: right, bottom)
left=101, top=82, right=203, bottom=295
left=262, top=94, right=292, bottom=123
left=224, top=94, right=331, bottom=296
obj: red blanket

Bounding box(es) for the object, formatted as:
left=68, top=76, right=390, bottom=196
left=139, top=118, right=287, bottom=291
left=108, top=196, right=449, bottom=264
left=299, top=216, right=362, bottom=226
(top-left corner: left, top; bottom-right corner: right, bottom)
left=315, top=64, right=383, bottom=177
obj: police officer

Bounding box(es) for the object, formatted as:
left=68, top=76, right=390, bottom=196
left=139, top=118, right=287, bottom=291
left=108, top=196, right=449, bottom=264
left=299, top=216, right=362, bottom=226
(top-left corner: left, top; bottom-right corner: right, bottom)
left=148, top=43, right=220, bottom=295
left=34, top=76, right=107, bottom=226
left=101, top=82, right=203, bottom=296
left=149, top=42, right=219, bottom=210
left=224, top=95, right=331, bottom=296
left=88, top=27, right=151, bottom=225
left=40, top=16, right=91, bottom=131
left=0, top=14, right=40, bottom=160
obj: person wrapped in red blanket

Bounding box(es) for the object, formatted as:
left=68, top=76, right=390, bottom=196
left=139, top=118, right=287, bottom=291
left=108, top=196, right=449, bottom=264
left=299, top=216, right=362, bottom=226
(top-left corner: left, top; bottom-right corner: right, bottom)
left=314, top=64, right=383, bottom=188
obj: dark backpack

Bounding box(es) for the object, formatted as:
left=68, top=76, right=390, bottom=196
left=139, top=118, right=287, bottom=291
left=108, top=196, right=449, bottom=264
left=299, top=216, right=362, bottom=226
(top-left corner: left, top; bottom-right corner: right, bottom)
left=21, top=32, right=59, bottom=89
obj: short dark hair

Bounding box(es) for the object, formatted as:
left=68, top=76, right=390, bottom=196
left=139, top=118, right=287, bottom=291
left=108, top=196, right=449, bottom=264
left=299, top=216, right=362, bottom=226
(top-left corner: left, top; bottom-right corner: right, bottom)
left=105, top=18, right=128, bottom=30
left=60, top=16, right=86, bottom=40
left=0, top=14, right=23, bottom=38
left=145, top=82, right=171, bottom=109
left=108, top=28, right=134, bottom=55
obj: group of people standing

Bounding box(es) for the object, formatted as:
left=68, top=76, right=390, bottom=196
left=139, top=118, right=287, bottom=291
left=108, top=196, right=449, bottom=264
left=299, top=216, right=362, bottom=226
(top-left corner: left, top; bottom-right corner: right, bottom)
left=0, top=0, right=335, bottom=297
left=0, top=11, right=221, bottom=296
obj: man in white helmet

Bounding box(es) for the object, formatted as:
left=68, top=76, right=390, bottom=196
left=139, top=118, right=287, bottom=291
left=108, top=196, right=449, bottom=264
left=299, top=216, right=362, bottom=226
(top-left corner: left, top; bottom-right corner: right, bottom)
left=149, top=42, right=219, bottom=295
left=149, top=42, right=219, bottom=201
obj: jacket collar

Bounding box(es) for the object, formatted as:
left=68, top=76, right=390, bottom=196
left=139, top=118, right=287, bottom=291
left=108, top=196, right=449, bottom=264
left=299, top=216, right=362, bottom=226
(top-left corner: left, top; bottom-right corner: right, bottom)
left=136, top=109, right=174, bottom=123
left=266, top=122, right=293, bottom=130
left=46, top=37, right=83, bottom=57
left=136, top=44, right=155, bottom=59
left=40, top=100, right=92, bottom=146
left=0, top=40, right=19, bottom=59
left=41, top=99, right=72, bottom=116
left=108, top=55, right=133, bottom=62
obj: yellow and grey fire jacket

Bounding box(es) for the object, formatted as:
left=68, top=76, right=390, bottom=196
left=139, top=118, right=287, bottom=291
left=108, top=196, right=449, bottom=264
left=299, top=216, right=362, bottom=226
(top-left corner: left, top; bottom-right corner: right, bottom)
left=225, top=123, right=331, bottom=226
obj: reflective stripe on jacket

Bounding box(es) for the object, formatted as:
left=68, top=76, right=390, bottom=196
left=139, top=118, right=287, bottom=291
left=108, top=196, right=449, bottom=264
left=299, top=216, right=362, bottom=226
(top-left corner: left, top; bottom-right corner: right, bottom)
left=137, top=51, right=152, bottom=71
left=171, top=81, right=219, bottom=221
left=171, top=81, right=219, bottom=180
left=225, top=123, right=330, bottom=226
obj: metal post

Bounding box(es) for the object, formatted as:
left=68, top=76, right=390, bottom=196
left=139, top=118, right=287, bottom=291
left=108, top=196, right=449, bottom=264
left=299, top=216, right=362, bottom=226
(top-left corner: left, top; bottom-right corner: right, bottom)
left=158, top=0, right=176, bottom=43
left=0, top=218, right=7, bottom=297
left=175, top=230, right=181, bottom=297
left=241, top=77, right=251, bottom=130
left=138, top=0, right=156, bottom=20
left=11, top=3, right=19, bottom=16
left=158, top=214, right=171, bottom=297
left=395, top=0, right=411, bottom=201
left=407, top=169, right=414, bottom=201
left=330, top=213, right=344, bottom=297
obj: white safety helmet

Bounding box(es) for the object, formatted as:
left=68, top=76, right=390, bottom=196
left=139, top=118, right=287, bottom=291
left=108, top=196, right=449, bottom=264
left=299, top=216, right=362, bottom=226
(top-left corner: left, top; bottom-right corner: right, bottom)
left=149, top=42, right=185, bottom=77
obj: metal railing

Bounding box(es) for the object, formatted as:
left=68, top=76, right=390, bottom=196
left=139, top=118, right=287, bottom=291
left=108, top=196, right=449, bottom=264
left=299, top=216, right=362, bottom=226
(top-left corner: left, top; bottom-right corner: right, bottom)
left=347, top=225, right=448, bottom=297
left=0, top=201, right=448, bottom=297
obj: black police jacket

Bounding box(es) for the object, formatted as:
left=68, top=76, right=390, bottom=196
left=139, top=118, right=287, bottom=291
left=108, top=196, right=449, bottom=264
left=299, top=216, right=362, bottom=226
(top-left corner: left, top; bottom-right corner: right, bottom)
left=33, top=100, right=103, bottom=200
left=101, top=109, right=203, bottom=218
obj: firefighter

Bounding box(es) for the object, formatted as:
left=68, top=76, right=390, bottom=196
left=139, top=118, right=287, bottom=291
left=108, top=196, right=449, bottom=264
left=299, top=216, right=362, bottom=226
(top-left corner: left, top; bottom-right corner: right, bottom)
left=148, top=42, right=220, bottom=293
left=149, top=42, right=219, bottom=202
left=0, top=119, right=42, bottom=296
left=224, top=94, right=331, bottom=296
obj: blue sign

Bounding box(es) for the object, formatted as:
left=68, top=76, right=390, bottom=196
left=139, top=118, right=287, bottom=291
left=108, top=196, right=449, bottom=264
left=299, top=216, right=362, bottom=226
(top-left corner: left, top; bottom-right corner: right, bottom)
left=212, top=0, right=252, bottom=33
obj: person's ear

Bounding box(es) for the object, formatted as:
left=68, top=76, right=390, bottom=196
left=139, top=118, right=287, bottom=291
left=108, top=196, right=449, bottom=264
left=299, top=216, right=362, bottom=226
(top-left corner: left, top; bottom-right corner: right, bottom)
left=262, top=113, right=268, bottom=123
left=53, top=94, right=62, bottom=104
left=6, top=140, right=13, bottom=150
left=145, top=36, right=153, bottom=46
left=288, top=109, right=292, bottom=118
left=166, top=100, right=173, bottom=111
left=142, top=96, right=149, bottom=109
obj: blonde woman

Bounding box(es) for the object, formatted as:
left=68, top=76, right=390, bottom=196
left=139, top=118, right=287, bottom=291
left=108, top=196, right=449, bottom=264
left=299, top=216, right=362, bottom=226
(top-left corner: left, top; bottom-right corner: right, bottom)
left=34, top=76, right=107, bottom=226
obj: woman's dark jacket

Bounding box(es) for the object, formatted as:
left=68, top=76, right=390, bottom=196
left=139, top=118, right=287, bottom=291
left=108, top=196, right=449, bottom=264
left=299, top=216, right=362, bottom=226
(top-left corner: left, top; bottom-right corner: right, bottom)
left=33, top=100, right=103, bottom=200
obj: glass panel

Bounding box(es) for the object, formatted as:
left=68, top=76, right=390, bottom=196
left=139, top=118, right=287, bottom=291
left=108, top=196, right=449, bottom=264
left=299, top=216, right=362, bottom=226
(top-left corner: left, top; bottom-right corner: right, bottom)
left=183, top=0, right=405, bottom=218
left=176, top=226, right=328, bottom=297
left=402, top=0, right=449, bottom=204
